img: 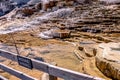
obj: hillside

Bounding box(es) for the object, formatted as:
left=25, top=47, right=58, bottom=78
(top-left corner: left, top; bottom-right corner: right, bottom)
left=0, top=0, right=120, bottom=80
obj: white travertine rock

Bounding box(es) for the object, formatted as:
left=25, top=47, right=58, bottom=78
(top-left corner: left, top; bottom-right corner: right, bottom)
left=100, top=0, right=120, bottom=4
left=27, top=0, right=42, bottom=5
left=96, top=42, right=120, bottom=80
left=99, top=42, right=120, bottom=62
left=10, top=0, right=30, bottom=4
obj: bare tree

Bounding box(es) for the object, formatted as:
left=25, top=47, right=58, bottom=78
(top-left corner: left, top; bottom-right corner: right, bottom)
left=9, top=33, right=20, bottom=55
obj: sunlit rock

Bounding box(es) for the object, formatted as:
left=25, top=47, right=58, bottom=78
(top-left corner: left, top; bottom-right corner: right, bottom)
left=100, top=0, right=120, bottom=4
left=96, top=42, right=120, bottom=80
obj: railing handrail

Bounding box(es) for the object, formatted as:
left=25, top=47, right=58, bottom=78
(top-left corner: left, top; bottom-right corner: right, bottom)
left=0, top=49, right=104, bottom=80
left=0, top=63, right=37, bottom=80
left=0, top=75, right=8, bottom=80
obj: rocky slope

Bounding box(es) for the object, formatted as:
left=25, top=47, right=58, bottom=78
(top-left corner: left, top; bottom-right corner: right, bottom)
left=0, top=0, right=120, bottom=80
left=96, top=43, right=120, bottom=80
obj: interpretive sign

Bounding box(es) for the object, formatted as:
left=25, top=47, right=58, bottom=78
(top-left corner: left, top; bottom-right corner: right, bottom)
left=17, top=56, right=33, bottom=69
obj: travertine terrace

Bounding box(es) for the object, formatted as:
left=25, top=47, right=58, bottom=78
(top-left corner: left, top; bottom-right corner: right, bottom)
left=0, top=0, right=120, bottom=80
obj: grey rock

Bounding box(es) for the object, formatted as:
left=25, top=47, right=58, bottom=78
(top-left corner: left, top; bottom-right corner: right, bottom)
left=52, top=7, right=59, bottom=12
left=99, top=0, right=120, bottom=4
left=34, top=57, right=44, bottom=62
left=40, top=50, right=50, bottom=54
left=27, top=0, right=41, bottom=5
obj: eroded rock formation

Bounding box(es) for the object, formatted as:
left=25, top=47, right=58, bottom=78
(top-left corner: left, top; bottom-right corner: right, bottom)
left=96, top=43, right=120, bottom=80
left=100, top=0, right=120, bottom=4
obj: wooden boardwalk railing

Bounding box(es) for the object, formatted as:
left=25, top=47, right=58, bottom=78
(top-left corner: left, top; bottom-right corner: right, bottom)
left=0, top=75, right=8, bottom=80
left=0, top=49, right=104, bottom=80
left=0, top=63, right=36, bottom=80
